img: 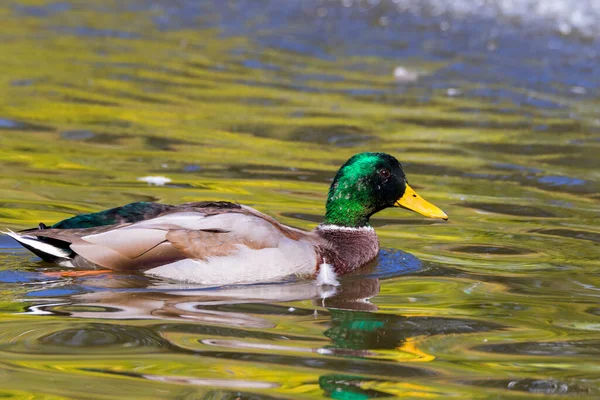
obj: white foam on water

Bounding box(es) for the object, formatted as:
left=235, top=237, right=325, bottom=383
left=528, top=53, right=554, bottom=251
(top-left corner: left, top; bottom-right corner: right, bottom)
left=137, top=176, right=172, bottom=186
left=370, top=0, right=600, bottom=37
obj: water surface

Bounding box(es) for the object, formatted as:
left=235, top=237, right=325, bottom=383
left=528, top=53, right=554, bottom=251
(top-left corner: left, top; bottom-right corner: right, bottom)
left=0, top=1, right=599, bottom=398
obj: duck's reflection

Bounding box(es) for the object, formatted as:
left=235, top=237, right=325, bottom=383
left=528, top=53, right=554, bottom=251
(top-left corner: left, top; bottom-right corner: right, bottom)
left=22, top=273, right=381, bottom=328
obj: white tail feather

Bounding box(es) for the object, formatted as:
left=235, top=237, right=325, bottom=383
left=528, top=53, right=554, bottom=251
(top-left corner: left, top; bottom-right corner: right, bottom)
left=2, top=229, right=71, bottom=258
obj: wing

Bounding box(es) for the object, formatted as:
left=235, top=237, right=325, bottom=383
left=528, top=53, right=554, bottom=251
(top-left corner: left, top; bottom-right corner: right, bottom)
left=50, top=202, right=175, bottom=229
left=26, top=205, right=315, bottom=275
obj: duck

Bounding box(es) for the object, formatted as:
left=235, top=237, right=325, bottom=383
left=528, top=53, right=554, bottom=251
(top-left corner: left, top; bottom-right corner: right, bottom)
left=4, top=152, right=448, bottom=285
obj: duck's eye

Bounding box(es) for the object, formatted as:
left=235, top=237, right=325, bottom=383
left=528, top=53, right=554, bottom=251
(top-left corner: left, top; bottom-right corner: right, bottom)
left=379, top=169, right=391, bottom=179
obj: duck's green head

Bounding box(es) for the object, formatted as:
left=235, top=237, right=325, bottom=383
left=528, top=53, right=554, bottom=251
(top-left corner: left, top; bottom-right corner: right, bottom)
left=324, top=152, right=448, bottom=227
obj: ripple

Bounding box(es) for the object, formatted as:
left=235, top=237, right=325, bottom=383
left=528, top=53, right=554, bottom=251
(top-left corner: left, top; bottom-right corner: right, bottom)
left=527, top=175, right=597, bottom=195
left=219, top=164, right=331, bottom=184
left=460, top=202, right=555, bottom=217
left=60, top=130, right=95, bottom=141
left=530, top=228, right=600, bottom=243
left=474, top=340, right=600, bottom=357
left=201, top=303, right=317, bottom=316
left=467, top=142, right=579, bottom=155
left=37, top=324, right=166, bottom=349
left=449, top=245, right=533, bottom=256
left=398, top=116, right=531, bottom=130
left=461, top=378, right=594, bottom=395
left=465, top=87, right=566, bottom=109
left=194, top=351, right=436, bottom=378
left=143, top=373, right=280, bottom=389
left=0, top=269, right=49, bottom=284
left=401, top=162, right=465, bottom=177
left=87, top=368, right=280, bottom=389
left=322, top=278, right=381, bottom=311
left=229, top=122, right=274, bottom=137
left=0, top=118, right=23, bottom=129
left=587, top=307, right=600, bottom=317
left=61, top=95, right=119, bottom=106
left=230, top=123, right=374, bottom=147
left=551, top=155, right=600, bottom=170
left=324, top=309, right=503, bottom=352
left=294, top=72, right=345, bottom=82
left=60, top=129, right=123, bottom=144
left=242, top=59, right=280, bottom=71
left=492, top=162, right=542, bottom=173
left=289, top=125, right=374, bottom=147
left=0, top=118, right=52, bottom=131
left=352, top=249, right=423, bottom=280
left=57, top=27, right=140, bottom=39
left=145, top=136, right=196, bottom=151
left=537, top=175, right=587, bottom=187
left=111, top=73, right=211, bottom=89
left=15, top=2, right=71, bottom=17
left=320, top=374, right=392, bottom=398
left=94, top=88, right=171, bottom=104
left=0, top=322, right=170, bottom=356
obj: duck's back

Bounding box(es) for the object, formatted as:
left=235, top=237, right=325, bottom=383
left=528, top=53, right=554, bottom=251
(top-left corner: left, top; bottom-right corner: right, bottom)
left=50, top=201, right=176, bottom=229
left=9, top=201, right=319, bottom=285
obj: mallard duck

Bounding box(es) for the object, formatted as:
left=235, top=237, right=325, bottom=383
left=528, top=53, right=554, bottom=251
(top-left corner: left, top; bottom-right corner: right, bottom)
left=4, top=153, right=447, bottom=285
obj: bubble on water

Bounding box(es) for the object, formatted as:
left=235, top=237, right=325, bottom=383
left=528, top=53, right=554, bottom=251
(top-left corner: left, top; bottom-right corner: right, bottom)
left=393, top=66, right=418, bottom=82
left=137, top=176, right=172, bottom=186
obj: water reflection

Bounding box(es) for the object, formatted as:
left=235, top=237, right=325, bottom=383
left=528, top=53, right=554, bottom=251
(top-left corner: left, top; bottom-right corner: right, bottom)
left=0, top=250, right=514, bottom=398
left=461, top=378, right=594, bottom=396
left=23, top=275, right=380, bottom=323
left=319, top=375, right=393, bottom=398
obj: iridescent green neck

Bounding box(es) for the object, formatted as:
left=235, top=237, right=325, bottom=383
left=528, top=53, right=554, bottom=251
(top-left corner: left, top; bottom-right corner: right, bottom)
left=323, top=153, right=382, bottom=227
left=324, top=195, right=371, bottom=227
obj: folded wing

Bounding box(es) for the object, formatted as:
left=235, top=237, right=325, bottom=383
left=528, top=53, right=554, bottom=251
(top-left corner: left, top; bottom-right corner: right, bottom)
left=23, top=206, right=312, bottom=276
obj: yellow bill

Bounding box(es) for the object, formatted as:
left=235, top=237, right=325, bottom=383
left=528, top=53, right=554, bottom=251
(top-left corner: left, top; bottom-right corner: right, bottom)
left=395, top=184, right=448, bottom=220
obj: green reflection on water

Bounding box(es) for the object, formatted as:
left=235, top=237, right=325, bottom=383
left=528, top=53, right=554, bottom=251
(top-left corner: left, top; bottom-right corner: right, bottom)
left=0, top=0, right=599, bottom=399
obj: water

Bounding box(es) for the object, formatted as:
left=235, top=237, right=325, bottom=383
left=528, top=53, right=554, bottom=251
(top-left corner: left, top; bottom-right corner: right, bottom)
left=0, top=0, right=599, bottom=398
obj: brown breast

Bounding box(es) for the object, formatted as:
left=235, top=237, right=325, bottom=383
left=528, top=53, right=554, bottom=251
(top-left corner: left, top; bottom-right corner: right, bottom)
left=313, top=225, right=380, bottom=275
